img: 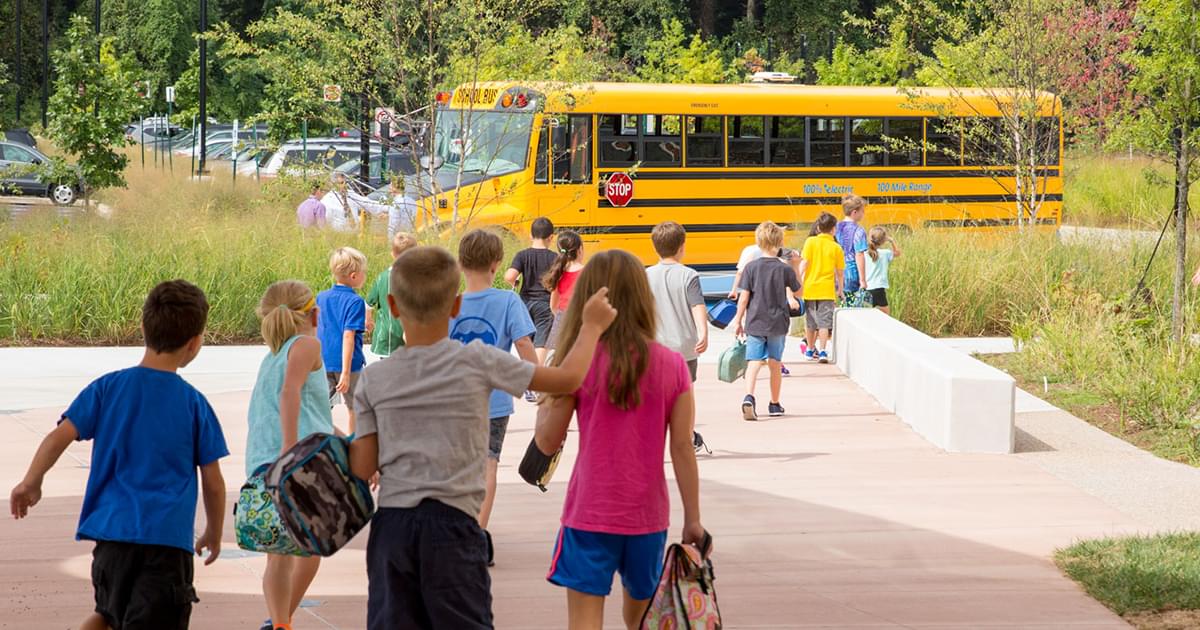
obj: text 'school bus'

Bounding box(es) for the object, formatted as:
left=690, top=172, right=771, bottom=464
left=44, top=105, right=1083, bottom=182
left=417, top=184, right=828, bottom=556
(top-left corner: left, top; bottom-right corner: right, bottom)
left=413, top=82, right=1063, bottom=270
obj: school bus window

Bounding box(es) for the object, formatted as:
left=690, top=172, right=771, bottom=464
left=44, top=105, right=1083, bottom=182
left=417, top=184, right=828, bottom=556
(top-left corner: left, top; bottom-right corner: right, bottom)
left=850, top=118, right=884, bottom=167
left=729, top=116, right=766, bottom=166
left=809, top=117, right=846, bottom=167
left=534, top=125, right=549, bottom=183
left=925, top=118, right=961, bottom=166
left=549, top=114, right=592, bottom=183
left=963, top=117, right=1003, bottom=166
left=643, top=115, right=682, bottom=166
left=885, top=118, right=922, bottom=166
left=686, top=116, right=724, bottom=167
left=599, top=114, right=638, bottom=166
left=769, top=116, right=805, bottom=166
left=1037, top=117, right=1061, bottom=165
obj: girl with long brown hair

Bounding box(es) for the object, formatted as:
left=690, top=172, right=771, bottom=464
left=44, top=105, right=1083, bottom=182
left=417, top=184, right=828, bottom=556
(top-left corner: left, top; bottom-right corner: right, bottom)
left=535, top=250, right=706, bottom=630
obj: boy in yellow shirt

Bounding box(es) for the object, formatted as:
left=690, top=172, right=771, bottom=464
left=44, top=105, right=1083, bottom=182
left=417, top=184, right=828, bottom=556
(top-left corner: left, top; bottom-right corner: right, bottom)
left=799, top=212, right=845, bottom=363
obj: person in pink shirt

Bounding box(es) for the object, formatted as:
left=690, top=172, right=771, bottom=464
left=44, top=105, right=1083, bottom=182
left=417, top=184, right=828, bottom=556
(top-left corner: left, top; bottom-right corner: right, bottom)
left=295, top=182, right=326, bottom=228
left=535, top=250, right=706, bottom=630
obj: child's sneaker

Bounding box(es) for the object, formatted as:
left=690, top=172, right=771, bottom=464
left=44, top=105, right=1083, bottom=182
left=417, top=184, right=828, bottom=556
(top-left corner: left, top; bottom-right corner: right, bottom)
left=780, top=364, right=790, bottom=377
left=741, top=395, right=757, bottom=421
left=818, top=351, right=829, bottom=364
left=523, top=390, right=537, bottom=403
left=768, top=402, right=785, bottom=417
left=805, top=348, right=817, bottom=361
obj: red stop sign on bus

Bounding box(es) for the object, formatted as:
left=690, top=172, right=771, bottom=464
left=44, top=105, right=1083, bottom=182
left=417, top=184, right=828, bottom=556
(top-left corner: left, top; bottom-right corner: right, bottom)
left=605, top=172, right=635, bottom=207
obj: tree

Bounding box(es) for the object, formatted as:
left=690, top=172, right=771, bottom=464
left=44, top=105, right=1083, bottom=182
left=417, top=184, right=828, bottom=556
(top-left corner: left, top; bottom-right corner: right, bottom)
left=46, top=16, right=142, bottom=203
left=906, top=0, right=1073, bottom=229
left=1116, top=0, right=1200, bottom=342
left=636, top=18, right=731, bottom=84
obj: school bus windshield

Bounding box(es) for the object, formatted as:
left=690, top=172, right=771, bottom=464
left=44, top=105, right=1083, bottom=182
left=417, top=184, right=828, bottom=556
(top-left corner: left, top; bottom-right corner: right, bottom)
left=432, top=110, right=533, bottom=178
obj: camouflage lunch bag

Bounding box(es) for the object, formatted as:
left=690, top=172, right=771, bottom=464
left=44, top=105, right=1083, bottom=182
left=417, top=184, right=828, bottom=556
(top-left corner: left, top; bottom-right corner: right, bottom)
left=234, top=464, right=309, bottom=556
left=266, top=433, right=375, bottom=557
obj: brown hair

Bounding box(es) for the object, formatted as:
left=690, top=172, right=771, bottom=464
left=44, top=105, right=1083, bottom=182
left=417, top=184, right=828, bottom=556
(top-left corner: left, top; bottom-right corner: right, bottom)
left=867, top=226, right=888, bottom=262
left=142, top=279, right=209, bottom=353
left=458, top=228, right=505, bottom=272
left=542, top=229, right=583, bottom=291
left=391, top=232, right=419, bottom=258
left=815, top=212, right=837, bottom=234
left=257, top=280, right=315, bottom=353
left=841, top=193, right=866, bottom=216
left=550, top=250, right=656, bottom=410
left=650, top=221, right=687, bottom=258
left=390, top=246, right=461, bottom=324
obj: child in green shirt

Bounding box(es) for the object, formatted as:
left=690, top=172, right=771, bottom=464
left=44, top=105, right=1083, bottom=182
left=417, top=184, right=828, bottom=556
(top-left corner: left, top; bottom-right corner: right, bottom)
left=367, top=233, right=419, bottom=357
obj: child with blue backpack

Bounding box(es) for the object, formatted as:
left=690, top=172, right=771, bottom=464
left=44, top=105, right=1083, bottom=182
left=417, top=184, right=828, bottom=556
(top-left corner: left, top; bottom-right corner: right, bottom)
left=245, top=280, right=337, bottom=630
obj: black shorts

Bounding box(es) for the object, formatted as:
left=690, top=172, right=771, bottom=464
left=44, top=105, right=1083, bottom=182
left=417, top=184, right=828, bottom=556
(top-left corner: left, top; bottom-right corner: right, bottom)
left=92, top=541, right=197, bottom=630
left=367, top=500, right=492, bottom=629
left=527, top=300, right=554, bottom=349
left=869, top=288, right=889, bottom=307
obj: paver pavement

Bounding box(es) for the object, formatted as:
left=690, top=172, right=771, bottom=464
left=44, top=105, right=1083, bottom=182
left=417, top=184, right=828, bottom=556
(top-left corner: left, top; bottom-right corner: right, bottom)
left=0, top=340, right=1150, bottom=628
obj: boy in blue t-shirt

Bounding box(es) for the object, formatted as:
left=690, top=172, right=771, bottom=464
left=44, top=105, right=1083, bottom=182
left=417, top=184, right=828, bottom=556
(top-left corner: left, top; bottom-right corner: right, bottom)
left=317, top=246, right=369, bottom=434
left=9, top=279, right=228, bottom=630
left=450, top=229, right=537, bottom=565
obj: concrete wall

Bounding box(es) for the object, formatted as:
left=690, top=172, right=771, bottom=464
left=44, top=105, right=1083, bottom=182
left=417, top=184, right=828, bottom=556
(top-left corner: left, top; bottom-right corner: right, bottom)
left=833, top=308, right=1015, bottom=454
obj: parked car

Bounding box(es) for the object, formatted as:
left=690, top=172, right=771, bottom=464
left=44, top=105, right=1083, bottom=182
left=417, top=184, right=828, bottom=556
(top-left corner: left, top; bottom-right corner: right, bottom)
left=333, top=149, right=421, bottom=190
left=0, top=140, right=80, bottom=205
left=126, top=122, right=184, bottom=146
left=3, top=129, right=37, bottom=148
left=257, top=138, right=381, bottom=178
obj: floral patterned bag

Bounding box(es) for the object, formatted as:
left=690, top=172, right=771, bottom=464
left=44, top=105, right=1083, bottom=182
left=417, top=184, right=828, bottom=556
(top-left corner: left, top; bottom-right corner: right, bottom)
left=234, top=464, right=309, bottom=557
left=640, top=532, right=721, bottom=630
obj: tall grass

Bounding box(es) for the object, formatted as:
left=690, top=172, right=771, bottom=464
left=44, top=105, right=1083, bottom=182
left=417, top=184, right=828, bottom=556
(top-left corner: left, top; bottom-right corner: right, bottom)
left=1063, top=153, right=1200, bottom=229
left=2, top=163, right=389, bottom=344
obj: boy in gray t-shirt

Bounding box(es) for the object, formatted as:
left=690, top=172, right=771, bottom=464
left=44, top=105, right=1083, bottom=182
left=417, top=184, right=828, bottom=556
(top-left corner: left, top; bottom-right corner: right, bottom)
left=645, top=221, right=709, bottom=380
left=349, top=246, right=616, bottom=630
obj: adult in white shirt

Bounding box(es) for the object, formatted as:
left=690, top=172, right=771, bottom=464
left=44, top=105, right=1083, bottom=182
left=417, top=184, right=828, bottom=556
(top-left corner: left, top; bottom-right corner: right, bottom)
left=728, top=243, right=801, bottom=298
left=322, top=172, right=390, bottom=232
left=385, top=180, right=419, bottom=238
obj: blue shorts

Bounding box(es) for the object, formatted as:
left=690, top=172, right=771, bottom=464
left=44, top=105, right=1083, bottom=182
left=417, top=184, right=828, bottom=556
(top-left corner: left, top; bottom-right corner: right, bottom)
left=546, top=527, right=667, bottom=600
left=745, top=335, right=786, bottom=362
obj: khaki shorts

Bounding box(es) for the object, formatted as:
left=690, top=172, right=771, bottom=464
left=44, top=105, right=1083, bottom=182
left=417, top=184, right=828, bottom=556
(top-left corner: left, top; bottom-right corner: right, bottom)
left=326, top=371, right=360, bottom=408
left=804, top=300, right=836, bottom=330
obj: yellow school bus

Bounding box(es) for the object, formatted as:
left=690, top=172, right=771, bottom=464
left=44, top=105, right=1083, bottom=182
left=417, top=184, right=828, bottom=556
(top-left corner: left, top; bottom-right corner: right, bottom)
left=415, top=82, right=1063, bottom=270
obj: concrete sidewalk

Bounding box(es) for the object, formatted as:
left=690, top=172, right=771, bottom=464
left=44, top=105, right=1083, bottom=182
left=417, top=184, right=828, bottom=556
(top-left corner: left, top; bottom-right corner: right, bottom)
left=0, top=345, right=1163, bottom=629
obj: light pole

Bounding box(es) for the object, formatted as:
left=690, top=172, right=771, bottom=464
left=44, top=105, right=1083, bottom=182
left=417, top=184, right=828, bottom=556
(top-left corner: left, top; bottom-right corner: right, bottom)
left=15, top=0, right=22, bottom=123
left=197, top=0, right=208, bottom=175
left=41, top=0, right=48, bottom=128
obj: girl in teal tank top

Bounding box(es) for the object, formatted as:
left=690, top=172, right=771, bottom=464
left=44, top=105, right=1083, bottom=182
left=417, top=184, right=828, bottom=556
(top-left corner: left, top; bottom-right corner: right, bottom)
left=247, top=280, right=333, bottom=630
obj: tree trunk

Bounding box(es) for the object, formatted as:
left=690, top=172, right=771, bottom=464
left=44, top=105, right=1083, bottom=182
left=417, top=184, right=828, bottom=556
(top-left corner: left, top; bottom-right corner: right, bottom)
left=746, top=0, right=757, bottom=24
left=1172, top=123, right=1190, bottom=344
left=360, top=93, right=371, bottom=185
left=699, top=0, right=716, bottom=37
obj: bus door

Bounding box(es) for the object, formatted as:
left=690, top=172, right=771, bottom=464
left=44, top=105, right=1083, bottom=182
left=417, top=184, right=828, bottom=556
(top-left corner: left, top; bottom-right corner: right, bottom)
left=533, top=114, right=593, bottom=230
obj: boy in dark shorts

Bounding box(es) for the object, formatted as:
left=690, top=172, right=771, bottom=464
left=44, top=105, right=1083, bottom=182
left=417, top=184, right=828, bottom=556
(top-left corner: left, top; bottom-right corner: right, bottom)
left=349, top=246, right=616, bottom=630
left=505, top=217, right=557, bottom=397
left=9, top=280, right=228, bottom=630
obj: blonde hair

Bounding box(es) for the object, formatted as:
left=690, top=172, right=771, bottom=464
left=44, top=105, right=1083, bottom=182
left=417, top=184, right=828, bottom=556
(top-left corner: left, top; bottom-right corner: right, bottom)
left=257, top=280, right=316, bottom=353
left=755, top=221, right=785, bottom=252
left=842, top=193, right=866, bottom=216
left=390, top=246, right=461, bottom=324
left=868, top=226, right=888, bottom=262
left=391, top=232, right=418, bottom=258
left=329, top=246, right=367, bottom=280
left=549, top=250, right=656, bottom=410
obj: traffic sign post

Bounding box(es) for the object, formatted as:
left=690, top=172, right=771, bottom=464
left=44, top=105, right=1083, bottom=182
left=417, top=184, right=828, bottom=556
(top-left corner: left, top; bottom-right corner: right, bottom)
left=166, top=87, right=175, bottom=173
left=604, top=172, right=635, bottom=207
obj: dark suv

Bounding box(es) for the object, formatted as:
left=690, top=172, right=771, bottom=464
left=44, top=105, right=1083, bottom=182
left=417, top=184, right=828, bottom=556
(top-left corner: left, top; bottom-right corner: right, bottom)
left=0, top=140, right=79, bottom=205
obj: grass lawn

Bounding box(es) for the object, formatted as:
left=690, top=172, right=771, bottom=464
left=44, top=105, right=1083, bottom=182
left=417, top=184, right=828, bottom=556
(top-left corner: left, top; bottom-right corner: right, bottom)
left=1057, top=534, right=1200, bottom=629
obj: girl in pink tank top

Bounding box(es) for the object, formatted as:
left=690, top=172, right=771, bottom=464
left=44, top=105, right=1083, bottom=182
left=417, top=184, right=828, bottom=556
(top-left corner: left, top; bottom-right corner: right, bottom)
left=536, top=249, right=707, bottom=628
